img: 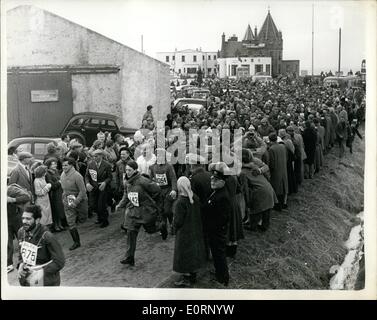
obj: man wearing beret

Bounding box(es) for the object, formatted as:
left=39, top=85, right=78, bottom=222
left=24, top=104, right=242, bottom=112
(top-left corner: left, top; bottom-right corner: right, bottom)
left=203, top=162, right=231, bottom=286
left=85, top=149, right=113, bottom=228
left=9, top=152, right=35, bottom=204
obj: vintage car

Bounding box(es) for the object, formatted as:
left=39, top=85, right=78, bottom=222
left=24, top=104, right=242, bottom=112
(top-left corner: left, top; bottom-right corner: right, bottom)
left=60, top=112, right=136, bottom=147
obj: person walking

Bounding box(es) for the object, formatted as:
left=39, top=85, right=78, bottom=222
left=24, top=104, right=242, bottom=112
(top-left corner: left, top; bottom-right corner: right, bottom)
left=172, top=176, right=206, bottom=287
left=85, top=149, right=113, bottom=228
left=17, top=204, right=65, bottom=286
left=117, top=160, right=167, bottom=267
left=150, top=149, right=178, bottom=234
left=61, top=157, right=88, bottom=250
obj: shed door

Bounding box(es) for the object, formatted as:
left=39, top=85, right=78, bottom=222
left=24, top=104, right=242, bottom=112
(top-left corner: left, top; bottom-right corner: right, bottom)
left=7, top=71, right=73, bottom=141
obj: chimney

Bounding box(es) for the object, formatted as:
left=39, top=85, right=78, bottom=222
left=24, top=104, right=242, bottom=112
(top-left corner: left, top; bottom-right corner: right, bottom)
left=254, top=26, right=258, bottom=37
left=222, top=32, right=225, bottom=44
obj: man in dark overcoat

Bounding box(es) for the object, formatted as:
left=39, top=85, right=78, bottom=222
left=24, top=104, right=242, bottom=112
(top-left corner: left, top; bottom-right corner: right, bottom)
left=85, top=149, right=113, bottom=228
left=203, top=162, right=231, bottom=286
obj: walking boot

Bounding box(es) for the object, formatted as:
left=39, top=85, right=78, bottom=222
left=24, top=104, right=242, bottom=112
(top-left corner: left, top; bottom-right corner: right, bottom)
left=120, top=257, right=135, bottom=266
left=69, top=228, right=81, bottom=251
left=159, top=221, right=168, bottom=240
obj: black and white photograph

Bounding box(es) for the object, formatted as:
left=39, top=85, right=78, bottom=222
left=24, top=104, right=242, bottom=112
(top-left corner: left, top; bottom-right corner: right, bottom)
left=1, top=0, right=376, bottom=300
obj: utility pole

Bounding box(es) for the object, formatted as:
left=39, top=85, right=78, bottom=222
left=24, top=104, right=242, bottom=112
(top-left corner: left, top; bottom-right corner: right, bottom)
left=141, top=35, right=144, bottom=53
left=338, top=28, right=341, bottom=75
left=311, top=3, right=314, bottom=76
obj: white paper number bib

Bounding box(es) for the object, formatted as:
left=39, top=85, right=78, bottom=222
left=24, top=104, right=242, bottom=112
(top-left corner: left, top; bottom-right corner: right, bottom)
left=128, top=192, right=139, bottom=207
left=21, top=241, right=39, bottom=266
left=155, top=173, right=168, bottom=186
left=89, top=169, right=97, bottom=182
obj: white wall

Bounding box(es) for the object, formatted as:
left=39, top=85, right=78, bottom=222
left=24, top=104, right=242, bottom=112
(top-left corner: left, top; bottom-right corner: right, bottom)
left=217, top=56, right=272, bottom=78
left=7, top=5, right=170, bottom=129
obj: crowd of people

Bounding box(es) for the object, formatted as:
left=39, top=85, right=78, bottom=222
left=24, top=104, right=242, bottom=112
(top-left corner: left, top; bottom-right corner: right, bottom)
left=7, top=75, right=365, bottom=287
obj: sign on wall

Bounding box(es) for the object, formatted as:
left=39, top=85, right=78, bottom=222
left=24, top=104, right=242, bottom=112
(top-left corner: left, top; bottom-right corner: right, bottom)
left=31, top=90, right=59, bottom=102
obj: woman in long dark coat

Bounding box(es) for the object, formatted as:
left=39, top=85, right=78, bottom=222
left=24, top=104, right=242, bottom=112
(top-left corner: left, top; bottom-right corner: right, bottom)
left=173, top=176, right=206, bottom=287
left=239, top=149, right=277, bottom=232
left=45, top=158, right=66, bottom=232
left=224, top=175, right=244, bottom=258
left=302, top=121, right=317, bottom=179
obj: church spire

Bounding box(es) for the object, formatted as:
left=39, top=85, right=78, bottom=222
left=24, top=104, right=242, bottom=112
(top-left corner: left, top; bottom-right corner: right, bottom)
left=242, top=24, right=255, bottom=42
left=258, top=9, right=280, bottom=41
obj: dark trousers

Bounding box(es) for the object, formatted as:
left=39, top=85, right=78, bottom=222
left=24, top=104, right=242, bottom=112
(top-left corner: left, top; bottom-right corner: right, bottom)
left=7, top=224, right=19, bottom=266
left=126, top=230, right=139, bottom=260
left=208, top=229, right=229, bottom=284
left=125, top=222, right=159, bottom=260
left=89, top=188, right=109, bottom=223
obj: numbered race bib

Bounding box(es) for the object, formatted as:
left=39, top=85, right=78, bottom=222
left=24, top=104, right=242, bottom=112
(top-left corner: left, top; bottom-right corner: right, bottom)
left=128, top=192, right=139, bottom=207
left=155, top=173, right=168, bottom=186
left=89, top=169, right=97, bottom=182
left=21, top=241, right=39, bottom=266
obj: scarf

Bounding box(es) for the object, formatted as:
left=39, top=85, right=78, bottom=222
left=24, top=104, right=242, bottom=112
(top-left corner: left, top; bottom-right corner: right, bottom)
left=177, top=176, right=194, bottom=204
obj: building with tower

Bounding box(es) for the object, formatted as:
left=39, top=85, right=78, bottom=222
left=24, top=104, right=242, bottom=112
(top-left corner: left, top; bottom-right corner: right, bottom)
left=218, top=9, right=299, bottom=78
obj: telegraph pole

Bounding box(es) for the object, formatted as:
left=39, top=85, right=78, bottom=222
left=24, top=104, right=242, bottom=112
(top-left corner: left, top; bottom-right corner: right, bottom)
left=338, top=28, right=341, bottom=75
left=311, top=3, right=314, bottom=76
left=141, top=35, right=144, bottom=53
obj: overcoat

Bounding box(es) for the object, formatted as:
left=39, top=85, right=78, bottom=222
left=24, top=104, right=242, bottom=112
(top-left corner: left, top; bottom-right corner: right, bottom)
left=267, top=143, right=288, bottom=196
left=239, top=163, right=277, bottom=215
left=173, top=195, right=206, bottom=273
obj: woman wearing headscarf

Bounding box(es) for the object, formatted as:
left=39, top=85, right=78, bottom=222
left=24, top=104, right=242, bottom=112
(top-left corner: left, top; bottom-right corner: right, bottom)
left=172, top=177, right=206, bottom=287
left=239, top=149, right=277, bottom=232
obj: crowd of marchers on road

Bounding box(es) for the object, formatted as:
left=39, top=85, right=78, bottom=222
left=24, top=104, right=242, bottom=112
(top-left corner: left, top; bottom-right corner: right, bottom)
left=7, top=75, right=365, bottom=288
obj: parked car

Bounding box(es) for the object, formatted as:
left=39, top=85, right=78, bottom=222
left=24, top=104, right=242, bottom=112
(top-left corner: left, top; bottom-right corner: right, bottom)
left=60, top=112, right=136, bottom=147
left=192, top=88, right=210, bottom=99
left=7, top=136, right=61, bottom=178
left=173, top=98, right=207, bottom=114
left=252, top=75, right=273, bottom=83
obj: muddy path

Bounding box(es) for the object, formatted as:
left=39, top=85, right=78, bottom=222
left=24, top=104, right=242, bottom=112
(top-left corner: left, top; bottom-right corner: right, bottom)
left=8, top=129, right=365, bottom=290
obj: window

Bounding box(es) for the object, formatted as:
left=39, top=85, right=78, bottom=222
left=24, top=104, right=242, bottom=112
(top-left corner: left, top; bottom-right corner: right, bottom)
left=107, top=120, right=116, bottom=128
left=208, top=56, right=211, bottom=60
left=255, top=64, right=263, bottom=73
left=187, top=67, right=197, bottom=74
left=251, top=59, right=254, bottom=62
left=213, top=55, right=216, bottom=60
left=231, top=65, right=237, bottom=76
left=172, top=55, right=175, bottom=61
left=166, top=56, right=169, bottom=62
left=16, top=143, right=31, bottom=153
left=71, top=118, right=86, bottom=126
left=208, top=68, right=212, bottom=73
left=182, top=55, right=185, bottom=62
left=178, top=69, right=181, bottom=74
left=203, top=55, right=205, bottom=60
left=35, top=143, right=48, bottom=156
left=266, top=64, right=271, bottom=75
left=193, top=55, right=197, bottom=62
left=184, top=68, right=186, bottom=73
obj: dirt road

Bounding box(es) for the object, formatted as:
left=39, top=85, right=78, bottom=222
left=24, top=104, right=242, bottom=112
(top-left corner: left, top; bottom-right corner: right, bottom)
left=7, top=130, right=365, bottom=290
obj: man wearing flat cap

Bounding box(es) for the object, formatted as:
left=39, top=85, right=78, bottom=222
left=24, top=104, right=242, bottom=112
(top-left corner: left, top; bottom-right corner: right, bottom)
left=85, top=149, right=113, bottom=228
left=9, top=152, right=35, bottom=203
left=203, top=162, right=231, bottom=286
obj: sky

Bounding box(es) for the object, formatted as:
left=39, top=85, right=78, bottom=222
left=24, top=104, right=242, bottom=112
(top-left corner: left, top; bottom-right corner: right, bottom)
left=3, top=0, right=374, bottom=74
